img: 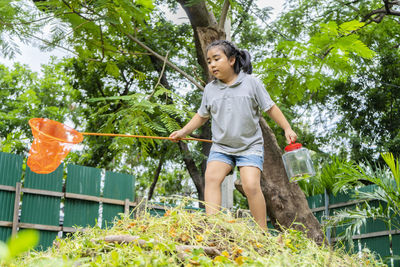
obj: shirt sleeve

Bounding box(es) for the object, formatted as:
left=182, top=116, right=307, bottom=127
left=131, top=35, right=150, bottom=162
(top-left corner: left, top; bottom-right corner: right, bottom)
left=197, top=87, right=210, bottom=118
left=253, top=77, right=275, bottom=112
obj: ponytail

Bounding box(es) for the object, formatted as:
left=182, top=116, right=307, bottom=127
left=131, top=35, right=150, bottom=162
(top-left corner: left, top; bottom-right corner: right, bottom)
left=206, top=40, right=253, bottom=74
left=237, top=50, right=252, bottom=74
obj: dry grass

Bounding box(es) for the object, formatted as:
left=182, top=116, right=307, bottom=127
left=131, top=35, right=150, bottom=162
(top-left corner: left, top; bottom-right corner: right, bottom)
left=10, top=199, right=386, bottom=266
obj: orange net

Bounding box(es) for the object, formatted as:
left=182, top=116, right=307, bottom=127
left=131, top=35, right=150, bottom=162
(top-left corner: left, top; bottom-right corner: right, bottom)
left=27, top=118, right=212, bottom=174
left=27, top=118, right=83, bottom=174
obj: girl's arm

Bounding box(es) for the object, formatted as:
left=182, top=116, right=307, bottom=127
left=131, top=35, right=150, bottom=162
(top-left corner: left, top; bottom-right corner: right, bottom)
left=266, top=105, right=297, bottom=143
left=169, top=113, right=209, bottom=141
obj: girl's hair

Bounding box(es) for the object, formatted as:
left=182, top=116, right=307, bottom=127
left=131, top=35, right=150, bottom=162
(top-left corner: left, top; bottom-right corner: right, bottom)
left=206, top=40, right=253, bottom=74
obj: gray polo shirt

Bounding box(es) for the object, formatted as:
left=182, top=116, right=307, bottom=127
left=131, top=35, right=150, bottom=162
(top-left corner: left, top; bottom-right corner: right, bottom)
left=197, top=71, right=275, bottom=155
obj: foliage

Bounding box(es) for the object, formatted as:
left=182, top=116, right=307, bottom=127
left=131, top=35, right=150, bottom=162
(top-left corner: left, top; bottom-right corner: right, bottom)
left=135, top=161, right=197, bottom=201
left=0, top=0, right=43, bottom=59
left=0, top=229, right=39, bottom=265
left=270, top=0, right=400, bottom=162
left=257, top=20, right=375, bottom=105
left=297, top=155, right=354, bottom=197
left=88, top=87, right=193, bottom=156
left=154, top=169, right=196, bottom=198
left=233, top=189, right=249, bottom=210
left=0, top=62, right=81, bottom=155
left=328, top=153, right=400, bottom=261
left=27, top=2, right=200, bottom=197
left=9, top=201, right=384, bottom=266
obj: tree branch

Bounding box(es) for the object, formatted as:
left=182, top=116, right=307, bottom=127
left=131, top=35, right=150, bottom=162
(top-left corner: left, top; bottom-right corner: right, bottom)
left=124, top=32, right=205, bottom=91
left=362, top=1, right=400, bottom=22
left=103, top=235, right=221, bottom=258
left=384, top=0, right=392, bottom=14
left=232, top=0, right=254, bottom=39
left=148, top=51, right=169, bottom=99
left=218, top=0, right=230, bottom=30
left=147, top=155, right=165, bottom=200
left=336, top=0, right=360, bottom=12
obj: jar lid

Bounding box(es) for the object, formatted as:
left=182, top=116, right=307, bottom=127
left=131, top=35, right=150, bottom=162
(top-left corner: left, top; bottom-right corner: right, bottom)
left=284, top=142, right=302, bottom=152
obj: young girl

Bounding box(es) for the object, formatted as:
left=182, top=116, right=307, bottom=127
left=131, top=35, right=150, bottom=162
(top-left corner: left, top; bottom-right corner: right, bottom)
left=169, top=40, right=297, bottom=229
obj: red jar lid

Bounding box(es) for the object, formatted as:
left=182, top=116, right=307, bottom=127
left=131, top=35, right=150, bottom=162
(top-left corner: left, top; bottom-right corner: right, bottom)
left=284, top=142, right=302, bottom=152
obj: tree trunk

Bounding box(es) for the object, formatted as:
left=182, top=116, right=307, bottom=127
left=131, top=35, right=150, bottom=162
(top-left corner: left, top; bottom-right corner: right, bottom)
left=147, top=156, right=164, bottom=200
left=179, top=141, right=205, bottom=201
left=177, top=0, right=225, bottom=83
left=178, top=0, right=325, bottom=244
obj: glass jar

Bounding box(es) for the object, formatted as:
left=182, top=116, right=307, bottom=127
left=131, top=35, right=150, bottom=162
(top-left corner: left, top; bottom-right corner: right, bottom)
left=282, top=142, right=315, bottom=182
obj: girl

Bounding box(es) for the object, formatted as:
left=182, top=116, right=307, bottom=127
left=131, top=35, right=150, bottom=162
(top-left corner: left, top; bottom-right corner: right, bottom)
left=169, top=40, right=297, bottom=229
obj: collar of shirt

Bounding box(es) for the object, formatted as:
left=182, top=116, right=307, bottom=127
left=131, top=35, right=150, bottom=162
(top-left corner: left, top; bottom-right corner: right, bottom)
left=213, top=71, right=246, bottom=89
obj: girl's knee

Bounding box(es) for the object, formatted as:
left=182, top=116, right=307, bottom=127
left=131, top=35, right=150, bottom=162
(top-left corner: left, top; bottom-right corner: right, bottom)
left=205, top=173, right=224, bottom=185
left=242, top=182, right=261, bottom=196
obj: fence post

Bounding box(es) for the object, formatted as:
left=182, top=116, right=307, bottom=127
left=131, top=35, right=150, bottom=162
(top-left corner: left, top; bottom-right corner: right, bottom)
left=221, top=170, right=236, bottom=210
left=124, top=198, right=130, bottom=216
left=12, top=182, right=22, bottom=236
left=324, top=189, right=331, bottom=245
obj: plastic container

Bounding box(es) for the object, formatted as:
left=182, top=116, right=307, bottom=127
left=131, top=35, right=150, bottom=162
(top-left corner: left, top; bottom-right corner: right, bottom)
left=282, top=142, right=315, bottom=181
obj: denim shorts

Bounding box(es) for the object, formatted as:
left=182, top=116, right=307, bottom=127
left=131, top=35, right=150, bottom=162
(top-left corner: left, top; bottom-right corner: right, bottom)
left=207, top=151, right=264, bottom=171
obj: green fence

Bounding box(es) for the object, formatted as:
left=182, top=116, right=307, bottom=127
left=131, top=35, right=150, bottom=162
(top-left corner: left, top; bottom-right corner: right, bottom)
left=0, top=152, right=136, bottom=249
left=307, top=186, right=400, bottom=266
left=0, top=152, right=22, bottom=242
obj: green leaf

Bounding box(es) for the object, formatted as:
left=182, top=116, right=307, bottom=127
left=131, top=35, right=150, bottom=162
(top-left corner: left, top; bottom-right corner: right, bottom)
left=89, top=95, right=135, bottom=102
left=339, top=20, right=365, bottom=35
left=6, top=230, right=39, bottom=260
left=306, top=77, right=320, bottom=92
left=320, top=21, right=338, bottom=36
left=334, top=35, right=375, bottom=59
left=350, top=39, right=375, bottom=59
left=105, top=62, right=120, bottom=78
left=381, top=152, right=400, bottom=190
left=135, top=0, right=154, bottom=10
left=111, top=250, right=119, bottom=263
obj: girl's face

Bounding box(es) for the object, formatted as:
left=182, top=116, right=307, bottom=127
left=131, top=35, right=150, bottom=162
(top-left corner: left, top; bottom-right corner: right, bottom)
left=206, top=47, right=236, bottom=83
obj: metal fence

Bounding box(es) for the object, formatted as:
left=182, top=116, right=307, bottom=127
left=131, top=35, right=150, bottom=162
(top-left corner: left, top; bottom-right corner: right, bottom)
left=0, top=151, right=137, bottom=249
left=306, top=186, right=400, bottom=266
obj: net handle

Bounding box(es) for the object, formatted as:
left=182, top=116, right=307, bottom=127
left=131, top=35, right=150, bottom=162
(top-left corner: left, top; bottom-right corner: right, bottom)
left=81, top=132, right=213, bottom=143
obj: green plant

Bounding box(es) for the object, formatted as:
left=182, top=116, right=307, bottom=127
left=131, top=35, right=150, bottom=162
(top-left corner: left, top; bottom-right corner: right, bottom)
left=0, top=229, right=39, bottom=265
left=298, top=155, right=353, bottom=196
left=328, top=153, right=400, bottom=264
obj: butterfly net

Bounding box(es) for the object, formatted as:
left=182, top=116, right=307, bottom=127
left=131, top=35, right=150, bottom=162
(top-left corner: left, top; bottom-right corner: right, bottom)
left=27, top=118, right=83, bottom=174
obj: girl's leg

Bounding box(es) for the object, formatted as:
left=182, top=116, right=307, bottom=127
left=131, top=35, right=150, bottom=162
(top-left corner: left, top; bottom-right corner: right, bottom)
left=204, top=161, right=233, bottom=214
left=239, top=166, right=267, bottom=230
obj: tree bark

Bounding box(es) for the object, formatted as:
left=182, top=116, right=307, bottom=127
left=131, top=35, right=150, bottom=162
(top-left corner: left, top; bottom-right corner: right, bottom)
left=177, top=0, right=225, bottom=82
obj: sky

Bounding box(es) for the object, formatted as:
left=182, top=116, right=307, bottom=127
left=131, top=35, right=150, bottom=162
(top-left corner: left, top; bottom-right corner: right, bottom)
left=1, top=1, right=285, bottom=73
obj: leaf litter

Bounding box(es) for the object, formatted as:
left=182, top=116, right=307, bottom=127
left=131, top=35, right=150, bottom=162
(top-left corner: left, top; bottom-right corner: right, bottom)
left=10, top=198, right=385, bottom=266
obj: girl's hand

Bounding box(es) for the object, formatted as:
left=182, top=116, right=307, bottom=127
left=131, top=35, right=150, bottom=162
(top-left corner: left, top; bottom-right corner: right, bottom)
left=169, top=129, right=186, bottom=142
left=284, top=128, right=298, bottom=144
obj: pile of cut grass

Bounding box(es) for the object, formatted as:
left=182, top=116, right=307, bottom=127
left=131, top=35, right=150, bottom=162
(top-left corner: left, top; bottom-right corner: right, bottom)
left=9, top=200, right=385, bottom=266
